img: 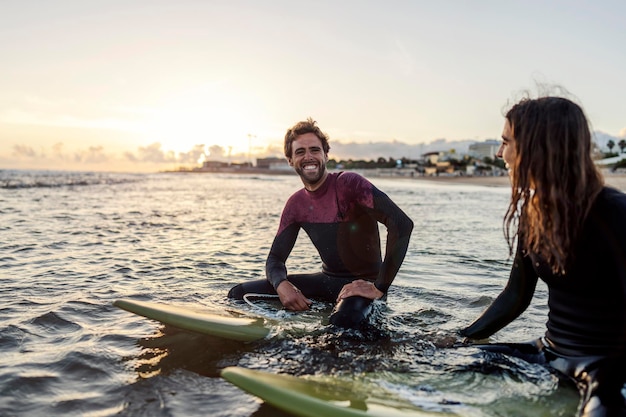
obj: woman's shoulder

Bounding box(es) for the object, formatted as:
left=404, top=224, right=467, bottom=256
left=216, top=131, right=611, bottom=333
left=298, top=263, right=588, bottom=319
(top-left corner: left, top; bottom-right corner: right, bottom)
left=600, top=186, right=626, bottom=202
left=595, top=186, right=626, bottom=215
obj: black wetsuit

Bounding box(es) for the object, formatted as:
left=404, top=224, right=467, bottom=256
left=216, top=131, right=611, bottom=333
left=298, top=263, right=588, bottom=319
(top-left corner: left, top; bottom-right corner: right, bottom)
left=460, top=187, right=626, bottom=416
left=228, top=172, right=413, bottom=328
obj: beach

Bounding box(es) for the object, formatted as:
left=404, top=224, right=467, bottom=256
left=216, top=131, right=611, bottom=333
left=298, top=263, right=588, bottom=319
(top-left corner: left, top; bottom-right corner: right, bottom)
left=176, top=166, right=626, bottom=191
left=404, top=171, right=626, bottom=191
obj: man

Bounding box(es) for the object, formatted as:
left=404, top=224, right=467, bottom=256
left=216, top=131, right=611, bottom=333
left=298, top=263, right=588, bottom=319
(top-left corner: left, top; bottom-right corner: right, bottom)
left=228, top=118, right=413, bottom=328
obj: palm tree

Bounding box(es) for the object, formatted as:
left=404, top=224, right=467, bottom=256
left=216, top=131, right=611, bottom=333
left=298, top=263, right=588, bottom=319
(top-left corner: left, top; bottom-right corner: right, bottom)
left=607, top=140, right=615, bottom=153
left=618, top=139, right=626, bottom=154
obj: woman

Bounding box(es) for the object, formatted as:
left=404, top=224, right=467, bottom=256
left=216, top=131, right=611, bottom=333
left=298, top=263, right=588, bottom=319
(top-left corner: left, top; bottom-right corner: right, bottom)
left=460, top=96, right=626, bottom=416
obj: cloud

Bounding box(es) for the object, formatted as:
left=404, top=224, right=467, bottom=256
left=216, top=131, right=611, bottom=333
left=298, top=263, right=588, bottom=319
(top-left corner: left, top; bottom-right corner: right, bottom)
left=177, top=144, right=206, bottom=164
left=208, top=145, right=226, bottom=158
left=123, top=142, right=219, bottom=165
left=125, top=143, right=177, bottom=164
left=12, top=142, right=113, bottom=164
left=12, top=145, right=38, bottom=158
left=52, top=142, right=64, bottom=157
left=74, top=146, right=110, bottom=164
left=16, top=141, right=205, bottom=167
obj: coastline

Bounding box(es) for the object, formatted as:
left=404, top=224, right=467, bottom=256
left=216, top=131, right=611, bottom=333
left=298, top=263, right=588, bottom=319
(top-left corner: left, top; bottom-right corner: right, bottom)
left=399, top=175, right=511, bottom=187
left=402, top=171, right=626, bottom=190
left=168, top=167, right=626, bottom=190
left=400, top=172, right=626, bottom=192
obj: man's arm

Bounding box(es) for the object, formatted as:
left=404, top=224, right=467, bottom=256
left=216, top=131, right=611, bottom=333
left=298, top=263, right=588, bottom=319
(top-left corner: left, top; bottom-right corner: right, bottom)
left=460, top=248, right=538, bottom=340
left=266, top=223, right=311, bottom=310
left=370, top=187, right=414, bottom=293
left=266, top=223, right=297, bottom=290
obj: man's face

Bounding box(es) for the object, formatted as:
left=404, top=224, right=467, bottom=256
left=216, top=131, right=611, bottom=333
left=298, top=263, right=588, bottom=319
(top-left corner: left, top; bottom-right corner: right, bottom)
left=288, top=132, right=328, bottom=190
left=497, top=119, right=517, bottom=176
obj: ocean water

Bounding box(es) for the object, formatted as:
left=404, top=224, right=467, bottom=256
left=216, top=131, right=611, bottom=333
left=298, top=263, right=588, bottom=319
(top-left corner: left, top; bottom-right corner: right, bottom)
left=0, top=169, right=581, bottom=416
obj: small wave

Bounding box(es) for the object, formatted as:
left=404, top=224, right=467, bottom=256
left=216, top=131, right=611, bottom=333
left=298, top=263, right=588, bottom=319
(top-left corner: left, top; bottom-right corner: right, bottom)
left=31, top=311, right=82, bottom=333
left=0, top=324, right=29, bottom=351
left=0, top=170, right=144, bottom=190
left=1, top=372, right=59, bottom=400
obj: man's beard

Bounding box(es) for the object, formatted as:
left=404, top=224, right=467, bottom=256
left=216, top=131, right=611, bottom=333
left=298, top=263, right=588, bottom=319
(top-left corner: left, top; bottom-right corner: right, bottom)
left=295, top=163, right=326, bottom=186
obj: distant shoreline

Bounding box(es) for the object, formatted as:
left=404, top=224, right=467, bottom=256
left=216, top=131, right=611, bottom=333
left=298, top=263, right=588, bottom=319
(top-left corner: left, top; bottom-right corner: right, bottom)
left=389, top=171, right=626, bottom=190
left=401, top=175, right=511, bottom=187
left=166, top=167, right=626, bottom=190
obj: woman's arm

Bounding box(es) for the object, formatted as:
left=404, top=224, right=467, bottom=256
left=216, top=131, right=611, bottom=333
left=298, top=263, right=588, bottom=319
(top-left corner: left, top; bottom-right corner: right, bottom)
left=460, top=246, right=539, bottom=340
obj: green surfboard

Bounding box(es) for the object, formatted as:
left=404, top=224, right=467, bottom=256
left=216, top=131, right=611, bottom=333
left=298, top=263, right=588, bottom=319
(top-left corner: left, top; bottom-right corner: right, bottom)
left=114, top=299, right=270, bottom=342
left=221, top=366, right=458, bottom=417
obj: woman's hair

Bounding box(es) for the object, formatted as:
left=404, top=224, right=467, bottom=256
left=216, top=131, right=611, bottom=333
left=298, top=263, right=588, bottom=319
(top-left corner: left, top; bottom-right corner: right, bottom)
left=504, top=96, right=604, bottom=274
left=284, top=118, right=330, bottom=158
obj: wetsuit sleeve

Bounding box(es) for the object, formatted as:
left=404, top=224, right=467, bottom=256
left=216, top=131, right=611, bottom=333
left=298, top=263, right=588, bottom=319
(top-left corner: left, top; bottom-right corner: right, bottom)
left=369, top=187, right=414, bottom=293
left=460, top=243, right=539, bottom=340
left=604, top=188, right=626, bottom=302
left=265, top=223, right=299, bottom=290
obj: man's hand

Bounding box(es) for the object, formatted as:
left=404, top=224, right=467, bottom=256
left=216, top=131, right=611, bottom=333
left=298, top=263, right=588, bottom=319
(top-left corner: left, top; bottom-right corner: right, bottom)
left=337, top=279, right=384, bottom=302
left=276, top=281, right=312, bottom=311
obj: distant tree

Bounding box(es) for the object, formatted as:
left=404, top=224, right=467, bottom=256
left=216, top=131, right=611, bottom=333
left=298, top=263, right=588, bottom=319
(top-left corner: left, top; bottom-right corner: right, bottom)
left=475, top=165, right=492, bottom=173
left=375, top=157, right=394, bottom=168
left=607, top=140, right=615, bottom=152
left=483, top=156, right=506, bottom=169
left=619, top=139, right=626, bottom=154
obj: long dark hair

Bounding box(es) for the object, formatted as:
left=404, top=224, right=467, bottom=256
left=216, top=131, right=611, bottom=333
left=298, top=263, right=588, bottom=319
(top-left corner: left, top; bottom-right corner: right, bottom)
left=504, top=96, right=604, bottom=274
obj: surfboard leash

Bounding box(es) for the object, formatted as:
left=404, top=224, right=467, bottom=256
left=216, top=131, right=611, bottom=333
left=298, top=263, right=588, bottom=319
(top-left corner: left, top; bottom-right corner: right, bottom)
left=243, top=293, right=282, bottom=317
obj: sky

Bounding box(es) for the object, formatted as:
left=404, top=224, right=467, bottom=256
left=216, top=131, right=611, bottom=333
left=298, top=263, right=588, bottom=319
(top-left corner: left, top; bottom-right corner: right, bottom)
left=1, top=0, right=625, bottom=172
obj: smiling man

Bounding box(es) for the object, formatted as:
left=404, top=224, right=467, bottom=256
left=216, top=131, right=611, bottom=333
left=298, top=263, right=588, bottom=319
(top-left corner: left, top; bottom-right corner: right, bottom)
left=228, top=118, right=414, bottom=329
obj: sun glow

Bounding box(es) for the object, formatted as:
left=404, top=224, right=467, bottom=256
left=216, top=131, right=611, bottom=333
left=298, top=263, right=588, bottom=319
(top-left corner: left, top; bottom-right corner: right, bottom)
left=136, top=86, right=262, bottom=157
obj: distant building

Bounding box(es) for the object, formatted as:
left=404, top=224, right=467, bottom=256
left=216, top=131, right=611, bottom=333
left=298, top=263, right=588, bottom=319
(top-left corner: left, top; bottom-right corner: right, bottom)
left=469, top=140, right=500, bottom=160
left=202, top=160, right=229, bottom=169
left=422, top=151, right=444, bottom=165
left=256, top=157, right=290, bottom=171
left=422, top=158, right=454, bottom=176
left=256, top=157, right=283, bottom=169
